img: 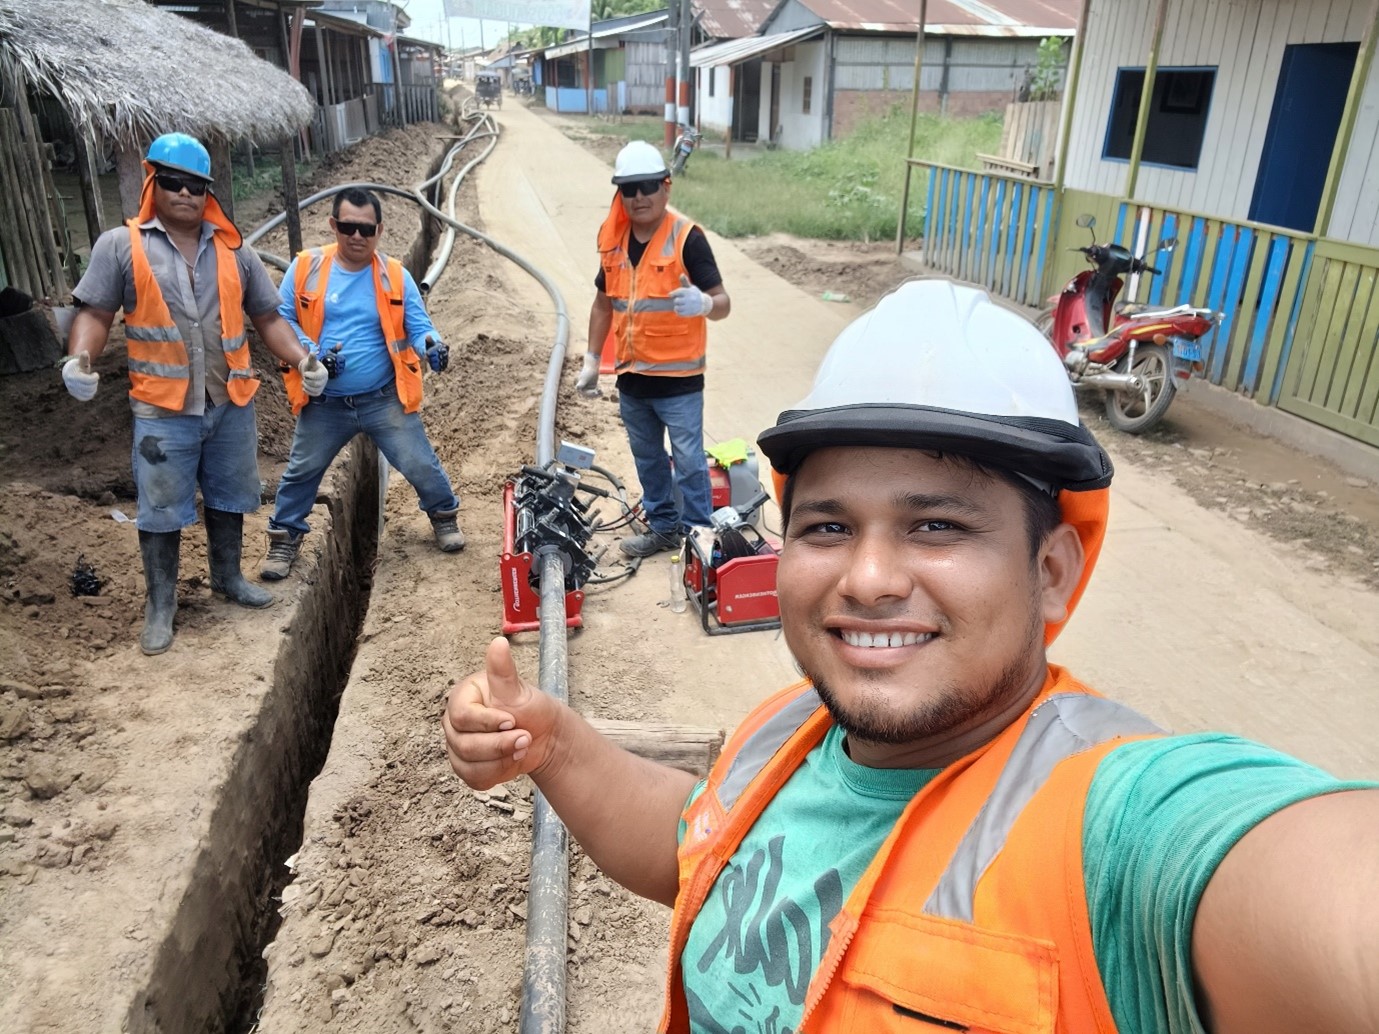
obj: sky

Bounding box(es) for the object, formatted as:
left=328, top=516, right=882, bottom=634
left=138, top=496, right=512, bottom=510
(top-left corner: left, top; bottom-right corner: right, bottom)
left=396, top=0, right=531, bottom=49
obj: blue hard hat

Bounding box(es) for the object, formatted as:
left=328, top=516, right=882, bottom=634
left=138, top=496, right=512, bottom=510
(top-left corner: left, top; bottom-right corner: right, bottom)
left=146, top=132, right=212, bottom=181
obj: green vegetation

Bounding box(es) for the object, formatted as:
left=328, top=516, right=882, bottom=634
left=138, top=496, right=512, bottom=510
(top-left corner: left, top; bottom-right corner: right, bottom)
left=230, top=154, right=309, bottom=203
left=664, top=107, right=1002, bottom=241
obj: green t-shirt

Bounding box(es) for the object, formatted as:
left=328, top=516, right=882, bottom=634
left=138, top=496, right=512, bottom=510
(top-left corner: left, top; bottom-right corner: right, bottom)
left=679, top=726, right=1368, bottom=1034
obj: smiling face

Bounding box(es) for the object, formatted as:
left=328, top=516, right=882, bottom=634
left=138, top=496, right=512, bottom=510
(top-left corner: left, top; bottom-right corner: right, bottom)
left=330, top=199, right=383, bottom=272
left=776, top=446, right=1083, bottom=768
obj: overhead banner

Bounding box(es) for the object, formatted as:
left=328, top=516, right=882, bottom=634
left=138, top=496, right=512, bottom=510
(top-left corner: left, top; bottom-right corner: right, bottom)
left=442, top=0, right=591, bottom=31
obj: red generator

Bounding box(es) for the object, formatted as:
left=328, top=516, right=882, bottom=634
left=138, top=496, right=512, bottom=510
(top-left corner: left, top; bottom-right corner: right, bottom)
left=682, top=519, right=780, bottom=636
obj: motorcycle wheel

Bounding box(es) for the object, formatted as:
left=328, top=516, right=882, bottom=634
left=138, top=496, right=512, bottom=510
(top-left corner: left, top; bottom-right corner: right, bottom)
left=1105, top=343, right=1175, bottom=434
left=671, top=153, right=687, bottom=176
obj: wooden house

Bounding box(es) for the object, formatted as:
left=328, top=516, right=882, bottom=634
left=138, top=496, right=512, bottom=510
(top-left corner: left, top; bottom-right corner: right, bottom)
left=911, top=0, right=1379, bottom=450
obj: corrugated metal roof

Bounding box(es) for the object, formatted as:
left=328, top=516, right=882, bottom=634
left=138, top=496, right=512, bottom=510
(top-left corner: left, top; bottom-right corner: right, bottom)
left=543, top=13, right=668, bottom=59
left=690, top=25, right=823, bottom=67
left=696, top=0, right=776, bottom=40
left=778, top=0, right=1078, bottom=34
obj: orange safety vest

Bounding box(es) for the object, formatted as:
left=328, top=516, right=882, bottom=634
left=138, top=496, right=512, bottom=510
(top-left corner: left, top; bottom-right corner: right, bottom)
left=662, top=667, right=1163, bottom=1034
left=123, top=175, right=257, bottom=410
left=281, top=244, right=419, bottom=416
left=597, top=194, right=707, bottom=377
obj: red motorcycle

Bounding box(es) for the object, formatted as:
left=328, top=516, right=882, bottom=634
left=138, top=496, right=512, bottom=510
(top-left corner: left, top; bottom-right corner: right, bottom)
left=1036, top=214, right=1219, bottom=434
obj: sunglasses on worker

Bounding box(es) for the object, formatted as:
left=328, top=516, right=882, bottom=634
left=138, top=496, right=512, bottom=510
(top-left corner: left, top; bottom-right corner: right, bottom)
left=333, top=219, right=379, bottom=238
left=154, top=173, right=208, bottom=197
left=618, top=178, right=665, bottom=198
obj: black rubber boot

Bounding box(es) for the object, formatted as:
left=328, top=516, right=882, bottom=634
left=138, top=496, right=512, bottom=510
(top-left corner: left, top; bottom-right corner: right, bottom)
left=138, top=530, right=180, bottom=656
left=205, top=509, right=274, bottom=609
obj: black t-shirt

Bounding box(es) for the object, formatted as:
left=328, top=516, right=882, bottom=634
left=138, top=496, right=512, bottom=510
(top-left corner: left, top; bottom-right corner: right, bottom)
left=596, top=225, right=721, bottom=399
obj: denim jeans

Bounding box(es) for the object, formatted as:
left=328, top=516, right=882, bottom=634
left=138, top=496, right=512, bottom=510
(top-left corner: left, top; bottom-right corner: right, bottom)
left=270, top=388, right=458, bottom=536
left=618, top=389, right=712, bottom=534
left=132, top=399, right=261, bottom=532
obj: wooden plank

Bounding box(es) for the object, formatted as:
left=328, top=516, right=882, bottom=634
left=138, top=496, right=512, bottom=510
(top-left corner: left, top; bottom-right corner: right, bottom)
left=0, top=111, right=47, bottom=297
left=1226, top=228, right=1273, bottom=390
left=1241, top=234, right=1292, bottom=394
left=985, top=178, right=1006, bottom=288
left=1264, top=240, right=1316, bottom=404
left=72, top=127, right=106, bottom=247
left=1178, top=215, right=1208, bottom=304
left=1000, top=181, right=1022, bottom=297
left=1212, top=227, right=1256, bottom=384
left=0, top=111, right=41, bottom=297
left=1018, top=185, right=1042, bottom=304
left=1277, top=395, right=1379, bottom=447
left=1031, top=188, right=1055, bottom=306
left=1294, top=258, right=1347, bottom=402
left=1202, top=222, right=1236, bottom=378
left=1314, top=263, right=1363, bottom=409
left=1152, top=211, right=1179, bottom=305
left=1333, top=267, right=1377, bottom=415
left=1351, top=310, right=1379, bottom=427
left=972, top=177, right=990, bottom=286
left=584, top=718, right=724, bottom=776
left=12, top=91, right=68, bottom=298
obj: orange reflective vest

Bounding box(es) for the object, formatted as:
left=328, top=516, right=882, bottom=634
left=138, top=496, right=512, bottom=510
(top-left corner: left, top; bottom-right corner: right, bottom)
left=123, top=175, right=257, bottom=410
left=662, top=667, right=1163, bottom=1034
left=281, top=244, right=419, bottom=415
left=597, top=194, right=707, bottom=377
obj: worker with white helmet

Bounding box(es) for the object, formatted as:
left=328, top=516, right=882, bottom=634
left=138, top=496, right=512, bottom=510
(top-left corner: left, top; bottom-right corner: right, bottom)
left=62, top=132, right=325, bottom=655
left=446, top=279, right=1378, bottom=1033
left=577, top=139, right=732, bottom=558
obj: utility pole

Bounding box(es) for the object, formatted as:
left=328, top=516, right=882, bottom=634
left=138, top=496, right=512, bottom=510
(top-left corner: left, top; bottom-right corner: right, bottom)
left=664, top=1, right=678, bottom=146
left=678, top=0, right=691, bottom=130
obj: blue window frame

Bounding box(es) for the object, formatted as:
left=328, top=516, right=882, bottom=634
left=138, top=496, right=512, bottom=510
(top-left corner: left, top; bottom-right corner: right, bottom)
left=1103, top=66, right=1216, bottom=170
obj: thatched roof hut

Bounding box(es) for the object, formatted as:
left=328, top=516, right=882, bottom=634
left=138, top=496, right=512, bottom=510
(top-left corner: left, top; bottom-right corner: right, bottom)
left=0, top=0, right=315, bottom=146
left=0, top=0, right=317, bottom=302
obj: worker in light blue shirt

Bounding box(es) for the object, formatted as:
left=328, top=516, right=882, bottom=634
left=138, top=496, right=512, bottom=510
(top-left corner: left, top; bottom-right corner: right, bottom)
left=260, top=187, right=464, bottom=581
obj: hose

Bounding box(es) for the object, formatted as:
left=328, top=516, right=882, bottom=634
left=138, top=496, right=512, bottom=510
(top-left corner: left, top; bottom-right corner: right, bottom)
left=245, top=119, right=576, bottom=1031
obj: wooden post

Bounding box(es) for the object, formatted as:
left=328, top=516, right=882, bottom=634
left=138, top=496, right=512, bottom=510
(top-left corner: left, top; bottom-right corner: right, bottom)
left=1124, top=0, right=1170, bottom=201
left=115, top=138, right=145, bottom=220
left=209, top=137, right=234, bottom=222
left=73, top=126, right=106, bottom=246
left=725, top=64, right=734, bottom=160
left=894, top=0, right=927, bottom=255
left=223, top=0, right=238, bottom=38
left=584, top=719, right=724, bottom=776
left=279, top=135, right=303, bottom=256
left=1053, top=0, right=1092, bottom=193
left=1312, top=0, right=1379, bottom=236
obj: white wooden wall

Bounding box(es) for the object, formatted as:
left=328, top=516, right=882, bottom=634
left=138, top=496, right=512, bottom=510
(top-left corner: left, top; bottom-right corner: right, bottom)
left=1330, top=53, right=1379, bottom=245
left=1064, top=0, right=1374, bottom=241
left=698, top=66, right=734, bottom=133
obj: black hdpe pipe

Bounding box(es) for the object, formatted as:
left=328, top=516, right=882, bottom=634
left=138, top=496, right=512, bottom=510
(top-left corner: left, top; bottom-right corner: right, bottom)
left=246, top=114, right=575, bottom=1032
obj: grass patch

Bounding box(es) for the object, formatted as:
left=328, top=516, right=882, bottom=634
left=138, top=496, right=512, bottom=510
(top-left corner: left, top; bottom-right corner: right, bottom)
left=667, top=107, right=1001, bottom=241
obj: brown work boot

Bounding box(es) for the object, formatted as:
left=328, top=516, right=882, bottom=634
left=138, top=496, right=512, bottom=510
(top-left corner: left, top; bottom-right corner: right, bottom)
left=259, top=528, right=303, bottom=581
left=430, top=507, right=465, bottom=552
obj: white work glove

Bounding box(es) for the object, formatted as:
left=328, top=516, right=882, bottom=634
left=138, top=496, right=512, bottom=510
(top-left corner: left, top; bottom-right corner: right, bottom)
left=298, top=354, right=329, bottom=397
left=575, top=352, right=602, bottom=398
left=669, top=274, right=714, bottom=318
left=61, top=352, right=99, bottom=402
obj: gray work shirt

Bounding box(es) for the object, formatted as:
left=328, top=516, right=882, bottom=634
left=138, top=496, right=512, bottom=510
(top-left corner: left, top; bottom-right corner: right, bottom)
left=73, top=217, right=281, bottom=418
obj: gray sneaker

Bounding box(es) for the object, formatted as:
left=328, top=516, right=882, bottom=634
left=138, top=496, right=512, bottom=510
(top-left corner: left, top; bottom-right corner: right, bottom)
left=620, top=530, right=681, bottom=558
left=259, top=529, right=302, bottom=582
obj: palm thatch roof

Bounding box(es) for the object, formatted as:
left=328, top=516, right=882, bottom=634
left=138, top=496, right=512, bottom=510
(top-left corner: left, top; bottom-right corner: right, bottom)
left=0, top=0, right=315, bottom=146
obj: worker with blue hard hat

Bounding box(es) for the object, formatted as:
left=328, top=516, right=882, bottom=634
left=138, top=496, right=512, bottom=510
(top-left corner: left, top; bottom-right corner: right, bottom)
left=445, top=278, right=1378, bottom=1034
left=61, top=131, right=328, bottom=656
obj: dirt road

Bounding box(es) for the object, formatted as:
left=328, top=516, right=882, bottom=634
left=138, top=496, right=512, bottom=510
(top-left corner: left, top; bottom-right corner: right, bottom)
left=2, top=96, right=1377, bottom=1033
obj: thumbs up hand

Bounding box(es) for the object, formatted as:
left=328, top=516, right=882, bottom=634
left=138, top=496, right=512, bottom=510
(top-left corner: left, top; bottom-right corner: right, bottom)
left=298, top=353, right=329, bottom=397
left=61, top=352, right=100, bottom=401
left=443, top=637, right=561, bottom=790
left=669, top=274, right=714, bottom=318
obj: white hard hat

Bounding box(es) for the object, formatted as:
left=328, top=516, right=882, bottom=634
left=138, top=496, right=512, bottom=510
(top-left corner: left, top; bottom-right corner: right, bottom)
left=757, top=278, right=1112, bottom=491
left=611, top=140, right=669, bottom=184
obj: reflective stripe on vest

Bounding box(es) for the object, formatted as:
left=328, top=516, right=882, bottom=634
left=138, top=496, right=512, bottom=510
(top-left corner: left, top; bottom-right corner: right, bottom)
left=124, top=218, right=255, bottom=409
left=598, top=201, right=707, bottom=378
left=717, top=687, right=823, bottom=810
left=924, top=694, right=1164, bottom=922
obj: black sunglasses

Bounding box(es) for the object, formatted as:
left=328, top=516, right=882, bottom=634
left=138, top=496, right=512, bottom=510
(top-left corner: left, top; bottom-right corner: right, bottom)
left=334, top=220, right=379, bottom=238
left=154, top=173, right=208, bottom=197
left=618, top=179, right=665, bottom=199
